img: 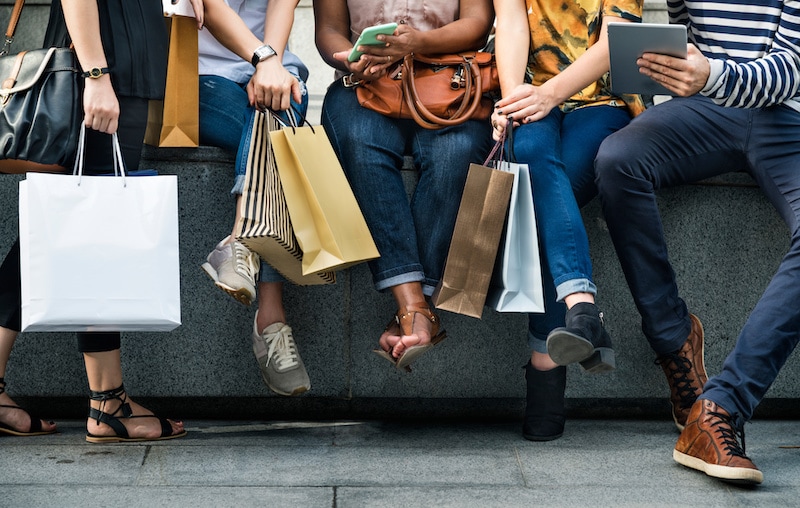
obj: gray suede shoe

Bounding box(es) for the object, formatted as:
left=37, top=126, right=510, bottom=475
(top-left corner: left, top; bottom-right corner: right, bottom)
left=251, top=314, right=311, bottom=396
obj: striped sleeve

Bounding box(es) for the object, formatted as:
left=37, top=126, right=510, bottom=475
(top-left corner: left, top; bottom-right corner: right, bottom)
left=671, top=0, right=800, bottom=109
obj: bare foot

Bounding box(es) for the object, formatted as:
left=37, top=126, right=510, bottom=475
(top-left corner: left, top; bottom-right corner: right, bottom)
left=391, top=311, right=434, bottom=359
left=86, top=395, right=184, bottom=440
left=378, top=319, right=402, bottom=353
left=0, top=391, right=56, bottom=434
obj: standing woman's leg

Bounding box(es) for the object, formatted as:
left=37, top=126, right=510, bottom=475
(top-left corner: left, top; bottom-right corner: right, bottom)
left=80, top=96, right=185, bottom=442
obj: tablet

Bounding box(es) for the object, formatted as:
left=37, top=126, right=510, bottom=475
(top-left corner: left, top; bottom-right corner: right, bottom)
left=608, top=22, right=687, bottom=96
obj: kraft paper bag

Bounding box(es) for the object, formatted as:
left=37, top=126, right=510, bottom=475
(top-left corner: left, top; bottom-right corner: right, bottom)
left=145, top=15, right=199, bottom=147
left=486, top=160, right=545, bottom=313
left=432, top=161, right=514, bottom=318
left=235, top=111, right=335, bottom=285
left=269, top=124, right=379, bottom=275
left=19, top=131, right=181, bottom=332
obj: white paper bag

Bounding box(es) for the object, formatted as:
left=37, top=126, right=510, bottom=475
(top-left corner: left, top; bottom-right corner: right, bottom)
left=486, top=160, right=545, bottom=313
left=19, top=131, right=181, bottom=332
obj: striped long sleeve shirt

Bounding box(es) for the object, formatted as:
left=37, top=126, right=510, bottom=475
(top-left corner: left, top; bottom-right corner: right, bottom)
left=667, top=0, right=800, bottom=111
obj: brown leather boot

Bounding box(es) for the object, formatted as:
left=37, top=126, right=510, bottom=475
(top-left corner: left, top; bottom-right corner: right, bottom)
left=674, top=399, right=763, bottom=485
left=655, top=314, right=707, bottom=431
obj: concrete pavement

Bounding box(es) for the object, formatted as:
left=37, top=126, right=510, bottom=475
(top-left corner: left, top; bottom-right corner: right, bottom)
left=2, top=417, right=800, bottom=507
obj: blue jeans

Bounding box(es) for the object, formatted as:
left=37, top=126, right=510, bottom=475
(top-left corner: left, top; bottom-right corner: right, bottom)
left=511, top=106, right=632, bottom=353
left=321, top=80, right=493, bottom=294
left=199, top=74, right=308, bottom=283
left=595, top=95, right=800, bottom=426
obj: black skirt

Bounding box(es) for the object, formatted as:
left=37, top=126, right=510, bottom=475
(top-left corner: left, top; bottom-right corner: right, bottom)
left=43, top=0, right=168, bottom=100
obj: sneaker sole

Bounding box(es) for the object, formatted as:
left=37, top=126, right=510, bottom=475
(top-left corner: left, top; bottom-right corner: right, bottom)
left=547, top=331, right=595, bottom=365
left=259, top=370, right=311, bottom=397
left=201, top=262, right=255, bottom=306
left=673, top=449, right=763, bottom=484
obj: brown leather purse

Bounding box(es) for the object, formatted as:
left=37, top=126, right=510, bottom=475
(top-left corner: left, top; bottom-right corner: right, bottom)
left=354, top=51, right=499, bottom=130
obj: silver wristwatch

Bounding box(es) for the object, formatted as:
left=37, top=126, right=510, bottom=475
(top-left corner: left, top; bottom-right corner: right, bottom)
left=251, top=44, right=277, bottom=66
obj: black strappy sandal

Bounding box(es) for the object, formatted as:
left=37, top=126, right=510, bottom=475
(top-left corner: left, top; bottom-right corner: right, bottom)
left=85, top=384, right=187, bottom=443
left=0, top=377, right=56, bottom=437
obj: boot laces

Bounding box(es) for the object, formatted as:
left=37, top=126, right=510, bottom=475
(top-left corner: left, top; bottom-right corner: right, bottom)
left=708, top=409, right=749, bottom=459
left=231, top=242, right=259, bottom=280
left=262, top=325, right=300, bottom=371
left=655, top=353, right=700, bottom=410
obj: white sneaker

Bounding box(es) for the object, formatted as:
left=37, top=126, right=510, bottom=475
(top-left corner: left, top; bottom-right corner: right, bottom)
left=201, top=236, right=259, bottom=306
left=252, top=314, right=311, bottom=396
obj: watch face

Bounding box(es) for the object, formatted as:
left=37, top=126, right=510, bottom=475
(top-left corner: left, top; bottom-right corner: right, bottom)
left=256, top=45, right=275, bottom=60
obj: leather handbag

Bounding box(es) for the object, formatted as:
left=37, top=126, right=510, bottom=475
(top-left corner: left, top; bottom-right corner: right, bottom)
left=0, top=0, right=82, bottom=174
left=355, top=51, right=499, bottom=130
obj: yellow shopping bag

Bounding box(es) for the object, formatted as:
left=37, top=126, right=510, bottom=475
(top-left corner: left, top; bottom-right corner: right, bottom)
left=269, top=124, right=379, bottom=275
left=145, top=15, right=199, bottom=147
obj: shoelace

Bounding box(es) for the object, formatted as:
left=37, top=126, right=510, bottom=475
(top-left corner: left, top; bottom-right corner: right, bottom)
left=263, top=325, right=300, bottom=371
left=231, top=242, right=259, bottom=280
left=708, top=409, right=749, bottom=459
left=655, top=353, right=699, bottom=410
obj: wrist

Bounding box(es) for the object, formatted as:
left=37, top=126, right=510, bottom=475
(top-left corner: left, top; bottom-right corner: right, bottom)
left=81, top=67, right=110, bottom=79
left=251, top=44, right=277, bottom=67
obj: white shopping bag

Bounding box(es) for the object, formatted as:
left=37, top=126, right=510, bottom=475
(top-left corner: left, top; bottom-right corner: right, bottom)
left=19, top=129, right=181, bottom=332
left=486, top=160, right=545, bottom=313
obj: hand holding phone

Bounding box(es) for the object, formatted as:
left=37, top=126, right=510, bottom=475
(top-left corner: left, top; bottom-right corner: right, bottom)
left=347, top=22, right=398, bottom=62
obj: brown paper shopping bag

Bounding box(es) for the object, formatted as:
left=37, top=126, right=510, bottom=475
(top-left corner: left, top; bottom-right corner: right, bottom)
left=235, top=111, right=334, bottom=285
left=145, top=15, right=199, bottom=147
left=431, top=153, right=514, bottom=318
left=269, top=124, right=380, bottom=275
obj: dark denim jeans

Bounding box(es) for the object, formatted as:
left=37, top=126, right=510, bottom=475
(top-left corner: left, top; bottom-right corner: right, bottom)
left=595, top=95, right=800, bottom=425
left=321, top=80, right=492, bottom=294
left=511, top=105, right=631, bottom=352
left=199, top=74, right=308, bottom=283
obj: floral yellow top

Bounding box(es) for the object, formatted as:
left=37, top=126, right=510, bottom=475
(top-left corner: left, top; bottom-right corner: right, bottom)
left=526, top=0, right=644, bottom=115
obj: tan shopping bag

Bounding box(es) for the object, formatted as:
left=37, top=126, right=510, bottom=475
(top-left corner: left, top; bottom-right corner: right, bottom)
left=431, top=154, right=514, bottom=318
left=235, top=111, right=334, bottom=285
left=269, top=124, right=380, bottom=275
left=145, top=15, right=199, bottom=147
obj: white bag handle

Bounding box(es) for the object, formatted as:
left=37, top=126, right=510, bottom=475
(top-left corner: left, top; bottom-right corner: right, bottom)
left=71, top=123, right=127, bottom=186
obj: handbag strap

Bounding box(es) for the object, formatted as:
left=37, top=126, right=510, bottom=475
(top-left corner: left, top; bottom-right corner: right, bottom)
left=402, top=54, right=484, bottom=130
left=1, top=0, right=26, bottom=56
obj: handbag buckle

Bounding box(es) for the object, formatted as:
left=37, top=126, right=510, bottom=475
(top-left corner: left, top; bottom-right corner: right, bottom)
left=0, top=37, right=12, bottom=57
left=342, top=73, right=363, bottom=88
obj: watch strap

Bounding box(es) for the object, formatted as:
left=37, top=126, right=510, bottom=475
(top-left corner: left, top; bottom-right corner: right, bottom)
left=81, top=67, right=110, bottom=79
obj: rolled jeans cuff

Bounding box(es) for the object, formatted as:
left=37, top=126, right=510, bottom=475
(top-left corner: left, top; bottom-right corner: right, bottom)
left=230, top=174, right=246, bottom=196
left=555, top=278, right=597, bottom=303
left=528, top=331, right=548, bottom=354
left=259, top=260, right=286, bottom=283
left=375, top=270, right=426, bottom=294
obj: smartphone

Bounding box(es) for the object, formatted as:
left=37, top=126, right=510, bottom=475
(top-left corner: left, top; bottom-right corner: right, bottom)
left=347, top=22, right=399, bottom=62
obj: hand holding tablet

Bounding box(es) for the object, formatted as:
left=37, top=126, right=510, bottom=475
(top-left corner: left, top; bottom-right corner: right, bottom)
left=608, top=23, right=688, bottom=96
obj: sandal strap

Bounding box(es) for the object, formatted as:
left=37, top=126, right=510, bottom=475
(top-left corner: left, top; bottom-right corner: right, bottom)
left=87, top=384, right=176, bottom=439
left=87, top=406, right=130, bottom=439
left=0, top=378, right=44, bottom=433
left=395, top=302, right=441, bottom=337
left=88, top=384, right=132, bottom=424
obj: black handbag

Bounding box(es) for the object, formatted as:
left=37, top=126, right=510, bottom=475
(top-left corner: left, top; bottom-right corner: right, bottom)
left=0, top=0, right=81, bottom=174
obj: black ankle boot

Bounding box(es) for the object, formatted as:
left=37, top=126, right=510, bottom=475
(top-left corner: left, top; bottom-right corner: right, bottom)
left=545, top=302, right=616, bottom=372
left=523, top=363, right=566, bottom=441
